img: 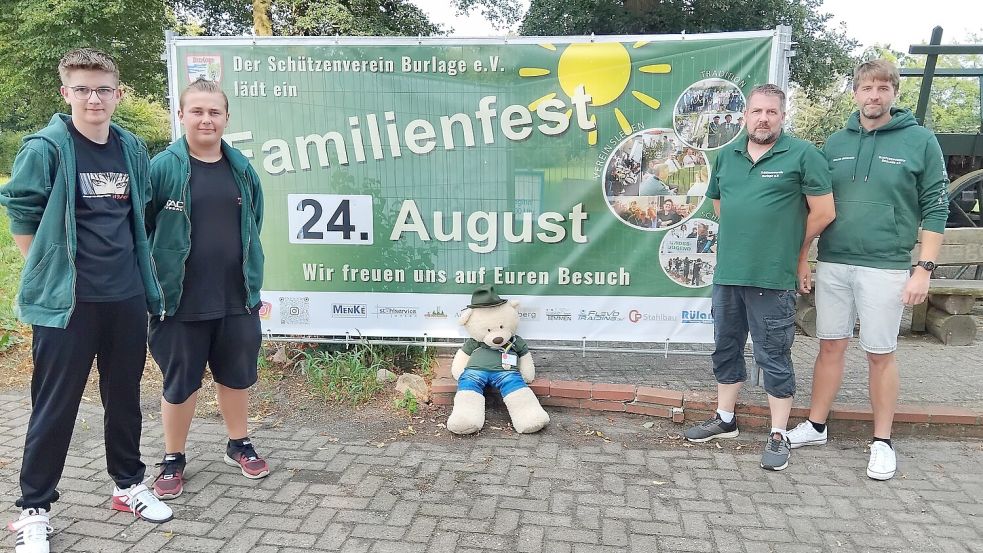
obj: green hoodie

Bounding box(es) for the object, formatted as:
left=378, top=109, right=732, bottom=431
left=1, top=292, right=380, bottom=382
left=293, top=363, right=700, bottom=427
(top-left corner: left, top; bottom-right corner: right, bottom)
left=147, top=137, right=265, bottom=317
left=818, top=108, right=949, bottom=269
left=0, top=114, right=163, bottom=328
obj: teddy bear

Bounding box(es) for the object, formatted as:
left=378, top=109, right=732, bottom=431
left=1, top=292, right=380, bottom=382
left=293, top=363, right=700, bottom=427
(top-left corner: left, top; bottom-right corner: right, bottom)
left=446, top=285, right=550, bottom=434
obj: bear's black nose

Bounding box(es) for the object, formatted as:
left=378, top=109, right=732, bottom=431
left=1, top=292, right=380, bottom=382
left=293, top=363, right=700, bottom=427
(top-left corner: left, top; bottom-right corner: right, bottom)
left=493, top=336, right=504, bottom=345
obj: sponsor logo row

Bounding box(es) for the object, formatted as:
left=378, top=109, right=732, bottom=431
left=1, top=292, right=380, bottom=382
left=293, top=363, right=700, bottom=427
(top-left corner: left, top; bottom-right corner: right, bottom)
left=260, top=300, right=713, bottom=325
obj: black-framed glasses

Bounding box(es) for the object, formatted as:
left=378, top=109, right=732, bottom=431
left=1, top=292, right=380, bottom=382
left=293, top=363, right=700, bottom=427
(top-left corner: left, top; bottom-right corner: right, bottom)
left=67, top=86, right=117, bottom=101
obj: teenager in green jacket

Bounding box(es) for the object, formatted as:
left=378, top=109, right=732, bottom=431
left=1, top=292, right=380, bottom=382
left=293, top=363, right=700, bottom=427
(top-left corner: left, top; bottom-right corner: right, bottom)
left=146, top=78, right=268, bottom=500
left=787, top=59, right=949, bottom=481
left=0, top=48, right=173, bottom=553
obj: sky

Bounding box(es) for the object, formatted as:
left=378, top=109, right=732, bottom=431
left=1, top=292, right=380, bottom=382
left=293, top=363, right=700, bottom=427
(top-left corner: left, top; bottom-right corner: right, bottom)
left=410, top=0, right=982, bottom=51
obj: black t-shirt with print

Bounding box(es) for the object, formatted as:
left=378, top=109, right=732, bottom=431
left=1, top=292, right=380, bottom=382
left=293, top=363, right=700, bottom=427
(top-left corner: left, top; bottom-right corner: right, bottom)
left=173, top=156, right=248, bottom=321
left=69, top=122, right=144, bottom=302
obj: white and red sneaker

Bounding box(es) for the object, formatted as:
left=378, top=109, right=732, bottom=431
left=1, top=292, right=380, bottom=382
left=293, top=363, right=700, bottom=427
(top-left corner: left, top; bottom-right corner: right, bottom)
left=8, top=507, right=52, bottom=553
left=111, top=483, right=173, bottom=523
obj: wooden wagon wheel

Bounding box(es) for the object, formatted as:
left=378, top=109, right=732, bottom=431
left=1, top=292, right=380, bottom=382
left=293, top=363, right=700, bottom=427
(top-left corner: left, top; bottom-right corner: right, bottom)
left=946, top=169, right=983, bottom=278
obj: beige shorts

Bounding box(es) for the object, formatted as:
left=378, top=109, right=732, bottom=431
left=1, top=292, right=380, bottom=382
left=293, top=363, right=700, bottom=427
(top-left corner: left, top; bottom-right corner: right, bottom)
left=815, top=261, right=909, bottom=353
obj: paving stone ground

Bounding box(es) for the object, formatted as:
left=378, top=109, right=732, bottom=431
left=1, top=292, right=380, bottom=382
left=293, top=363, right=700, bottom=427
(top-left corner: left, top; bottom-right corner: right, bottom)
left=0, top=390, right=980, bottom=552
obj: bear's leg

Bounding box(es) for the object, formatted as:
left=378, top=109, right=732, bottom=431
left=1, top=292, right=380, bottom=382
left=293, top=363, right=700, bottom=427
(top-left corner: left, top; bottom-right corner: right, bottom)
left=503, top=387, right=550, bottom=434
left=446, top=390, right=486, bottom=434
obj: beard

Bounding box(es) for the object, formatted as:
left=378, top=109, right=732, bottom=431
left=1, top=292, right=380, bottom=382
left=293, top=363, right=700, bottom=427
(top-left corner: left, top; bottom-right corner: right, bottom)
left=862, top=103, right=889, bottom=120
left=748, top=127, right=780, bottom=145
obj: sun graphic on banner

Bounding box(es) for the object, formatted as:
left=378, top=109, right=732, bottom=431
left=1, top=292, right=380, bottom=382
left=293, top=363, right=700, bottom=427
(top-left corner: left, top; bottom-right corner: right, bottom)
left=520, top=41, right=671, bottom=145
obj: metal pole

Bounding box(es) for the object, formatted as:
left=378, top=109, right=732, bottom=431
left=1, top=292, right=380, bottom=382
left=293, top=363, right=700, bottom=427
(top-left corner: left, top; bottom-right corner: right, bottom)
left=915, top=27, right=944, bottom=126
left=260, top=335, right=737, bottom=357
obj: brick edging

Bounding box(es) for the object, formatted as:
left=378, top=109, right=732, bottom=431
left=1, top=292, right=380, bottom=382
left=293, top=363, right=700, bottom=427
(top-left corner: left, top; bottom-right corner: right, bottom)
left=429, top=360, right=983, bottom=430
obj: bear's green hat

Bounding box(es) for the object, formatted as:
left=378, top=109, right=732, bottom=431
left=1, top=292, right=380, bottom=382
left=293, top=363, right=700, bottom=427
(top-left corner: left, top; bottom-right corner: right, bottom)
left=467, top=285, right=507, bottom=308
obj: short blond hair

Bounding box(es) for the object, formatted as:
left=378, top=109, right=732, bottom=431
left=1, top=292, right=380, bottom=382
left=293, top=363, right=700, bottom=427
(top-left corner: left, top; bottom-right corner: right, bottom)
left=180, top=77, right=229, bottom=112
left=853, top=59, right=900, bottom=92
left=58, top=48, right=119, bottom=84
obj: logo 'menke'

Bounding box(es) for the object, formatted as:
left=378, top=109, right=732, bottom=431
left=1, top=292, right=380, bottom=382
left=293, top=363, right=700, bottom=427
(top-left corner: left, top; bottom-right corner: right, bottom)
left=332, top=304, right=367, bottom=318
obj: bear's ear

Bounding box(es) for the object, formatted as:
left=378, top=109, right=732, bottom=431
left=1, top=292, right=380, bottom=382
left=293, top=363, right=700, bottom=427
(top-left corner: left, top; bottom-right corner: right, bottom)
left=508, top=299, right=520, bottom=309
left=458, top=308, right=473, bottom=326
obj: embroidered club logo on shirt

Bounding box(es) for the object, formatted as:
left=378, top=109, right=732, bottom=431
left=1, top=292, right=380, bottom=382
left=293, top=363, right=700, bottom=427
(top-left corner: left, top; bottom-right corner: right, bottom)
left=878, top=155, right=906, bottom=166
left=760, top=170, right=784, bottom=178
left=79, top=172, right=129, bottom=200
left=831, top=156, right=855, bottom=163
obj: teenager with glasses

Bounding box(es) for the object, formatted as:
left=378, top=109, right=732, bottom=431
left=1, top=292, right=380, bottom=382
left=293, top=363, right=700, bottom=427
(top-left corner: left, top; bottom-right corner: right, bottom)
left=0, top=47, right=173, bottom=553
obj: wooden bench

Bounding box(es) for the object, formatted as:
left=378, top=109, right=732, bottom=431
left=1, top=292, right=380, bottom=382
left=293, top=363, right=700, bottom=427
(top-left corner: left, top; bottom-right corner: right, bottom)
left=796, top=228, right=983, bottom=345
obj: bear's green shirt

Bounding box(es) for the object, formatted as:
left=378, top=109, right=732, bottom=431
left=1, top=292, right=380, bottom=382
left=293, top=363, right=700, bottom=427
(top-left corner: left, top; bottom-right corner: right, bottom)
left=462, top=336, right=529, bottom=372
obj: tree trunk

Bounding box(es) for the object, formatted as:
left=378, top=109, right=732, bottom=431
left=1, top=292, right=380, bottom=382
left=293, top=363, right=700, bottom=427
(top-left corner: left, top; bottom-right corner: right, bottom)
left=253, top=0, right=272, bottom=36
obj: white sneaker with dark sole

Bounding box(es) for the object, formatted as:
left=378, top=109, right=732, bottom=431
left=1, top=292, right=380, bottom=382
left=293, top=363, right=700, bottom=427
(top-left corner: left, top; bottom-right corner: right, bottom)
left=867, top=441, right=897, bottom=480
left=786, top=420, right=828, bottom=449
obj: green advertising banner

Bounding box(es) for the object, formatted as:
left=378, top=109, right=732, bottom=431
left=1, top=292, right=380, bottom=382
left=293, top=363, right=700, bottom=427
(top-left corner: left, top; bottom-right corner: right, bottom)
left=166, top=31, right=787, bottom=342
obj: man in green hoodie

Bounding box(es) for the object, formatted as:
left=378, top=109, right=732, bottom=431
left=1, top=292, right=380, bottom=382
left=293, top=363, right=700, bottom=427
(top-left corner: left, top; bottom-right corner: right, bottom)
left=0, top=48, right=173, bottom=553
left=146, top=78, right=268, bottom=501
left=787, top=60, right=949, bottom=481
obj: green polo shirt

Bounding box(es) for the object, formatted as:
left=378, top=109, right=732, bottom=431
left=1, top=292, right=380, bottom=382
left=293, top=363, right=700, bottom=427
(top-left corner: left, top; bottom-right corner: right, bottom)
left=706, top=132, right=832, bottom=290
left=462, top=336, right=529, bottom=372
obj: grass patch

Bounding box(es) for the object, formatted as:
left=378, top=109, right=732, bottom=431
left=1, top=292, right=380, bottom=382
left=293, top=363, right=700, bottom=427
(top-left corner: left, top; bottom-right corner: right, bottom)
left=0, top=174, right=26, bottom=352
left=394, top=389, right=420, bottom=415
left=302, top=345, right=386, bottom=406
left=378, top=343, right=437, bottom=377
left=296, top=342, right=437, bottom=406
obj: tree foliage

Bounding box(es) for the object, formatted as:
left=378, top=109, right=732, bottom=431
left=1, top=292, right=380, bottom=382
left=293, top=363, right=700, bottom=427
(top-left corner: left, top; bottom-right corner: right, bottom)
left=168, top=0, right=443, bottom=36
left=454, top=0, right=858, bottom=95
left=0, top=0, right=168, bottom=132
left=789, top=82, right=854, bottom=147
left=113, top=89, right=173, bottom=156
left=892, top=42, right=982, bottom=134
left=792, top=42, right=983, bottom=145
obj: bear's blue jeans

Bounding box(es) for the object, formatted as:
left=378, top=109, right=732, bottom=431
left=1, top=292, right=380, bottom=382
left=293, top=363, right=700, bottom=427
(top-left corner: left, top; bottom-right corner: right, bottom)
left=458, top=369, right=527, bottom=397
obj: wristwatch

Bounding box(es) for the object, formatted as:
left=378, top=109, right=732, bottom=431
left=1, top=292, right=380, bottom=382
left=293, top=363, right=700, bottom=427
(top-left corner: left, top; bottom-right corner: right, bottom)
left=915, top=260, right=937, bottom=272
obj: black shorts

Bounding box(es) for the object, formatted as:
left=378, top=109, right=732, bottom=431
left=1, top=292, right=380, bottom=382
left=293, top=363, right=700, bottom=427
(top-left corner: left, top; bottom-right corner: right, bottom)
left=149, top=312, right=262, bottom=404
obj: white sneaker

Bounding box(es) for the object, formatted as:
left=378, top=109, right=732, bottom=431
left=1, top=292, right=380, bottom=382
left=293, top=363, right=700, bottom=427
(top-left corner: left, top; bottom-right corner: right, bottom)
left=7, top=508, right=52, bottom=553
left=867, top=441, right=897, bottom=480
left=786, top=420, right=828, bottom=449
left=111, top=483, right=173, bottom=523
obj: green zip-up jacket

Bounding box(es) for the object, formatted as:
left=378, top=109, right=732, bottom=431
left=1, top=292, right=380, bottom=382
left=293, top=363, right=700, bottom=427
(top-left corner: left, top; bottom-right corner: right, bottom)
left=818, top=108, right=949, bottom=269
left=0, top=114, right=163, bottom=328
left=147, top=137, right=265, bottom=317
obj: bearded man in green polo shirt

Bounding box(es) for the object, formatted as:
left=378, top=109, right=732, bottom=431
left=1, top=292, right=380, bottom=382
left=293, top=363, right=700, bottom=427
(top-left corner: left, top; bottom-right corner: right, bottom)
left=683, top=84, right=835, bottom=472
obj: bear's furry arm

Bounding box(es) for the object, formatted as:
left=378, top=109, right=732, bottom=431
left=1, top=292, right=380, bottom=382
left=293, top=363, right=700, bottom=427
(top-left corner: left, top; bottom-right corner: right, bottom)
left=451, top=349, right=470, bottom=380
left=517, top=353, right=535, bottom=383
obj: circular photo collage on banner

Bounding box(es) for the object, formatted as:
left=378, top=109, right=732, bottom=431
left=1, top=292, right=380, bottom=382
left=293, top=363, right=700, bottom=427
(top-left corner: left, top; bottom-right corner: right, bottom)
left=673, top=78, right=746, bottom=151
left=659, top=218, right=718, bottom=288
left=603, top=128, right=710, bottom=231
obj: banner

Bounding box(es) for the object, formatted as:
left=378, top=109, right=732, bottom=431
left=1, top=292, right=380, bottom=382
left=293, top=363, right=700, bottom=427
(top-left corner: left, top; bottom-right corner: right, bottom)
left=166, top=31, right=786, bottom=342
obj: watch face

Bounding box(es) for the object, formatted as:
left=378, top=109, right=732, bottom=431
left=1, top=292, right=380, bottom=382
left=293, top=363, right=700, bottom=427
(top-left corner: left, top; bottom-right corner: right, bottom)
left=921, top=261, right=936, bottom=271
